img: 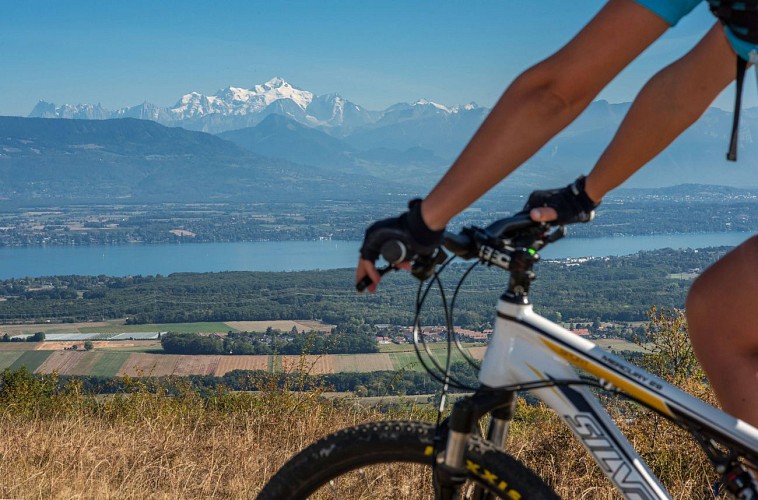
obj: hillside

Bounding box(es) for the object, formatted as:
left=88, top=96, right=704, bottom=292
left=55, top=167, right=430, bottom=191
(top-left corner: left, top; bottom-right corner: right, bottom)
left=0, top=117, right=402, bottom=204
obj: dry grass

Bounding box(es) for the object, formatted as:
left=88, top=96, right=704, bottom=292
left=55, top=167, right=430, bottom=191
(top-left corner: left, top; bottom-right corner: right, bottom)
left=0, top=369, right=721, bottom=499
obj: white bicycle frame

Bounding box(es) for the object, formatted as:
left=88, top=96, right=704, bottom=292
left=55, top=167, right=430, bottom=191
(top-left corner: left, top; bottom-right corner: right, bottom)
left=478, top=298, right=758, bottom=499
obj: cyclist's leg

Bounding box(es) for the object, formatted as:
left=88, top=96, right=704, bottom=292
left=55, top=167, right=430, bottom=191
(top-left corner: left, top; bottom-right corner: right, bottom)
left=686, top=236, right=758, bottom=425
left=581, top=22, right=736, bottom=201
left=420, top=0, right=669, bottom=230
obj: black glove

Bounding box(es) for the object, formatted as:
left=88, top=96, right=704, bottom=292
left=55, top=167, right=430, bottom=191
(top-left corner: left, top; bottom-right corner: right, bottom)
left=360, top=199, right=444, bottom=264
left=523, top=176, right=599, bottom=224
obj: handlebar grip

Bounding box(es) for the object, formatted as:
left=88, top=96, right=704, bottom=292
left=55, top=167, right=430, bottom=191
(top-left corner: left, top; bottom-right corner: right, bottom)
left=355, top=240, right=407, bottom=292
left=380, top=240, right=407, bottom=265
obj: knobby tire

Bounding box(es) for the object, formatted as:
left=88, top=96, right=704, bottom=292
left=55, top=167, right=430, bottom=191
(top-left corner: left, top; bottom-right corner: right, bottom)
left=257, top=420, right=558, bottom=499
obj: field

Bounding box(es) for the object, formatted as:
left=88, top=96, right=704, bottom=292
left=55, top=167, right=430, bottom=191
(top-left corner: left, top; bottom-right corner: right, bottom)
left=0, top=351, right=23, bottom=370
left=0, top=318, right=645, bottom=377
left=215, top=356, right=270, bottom=376
left=1, top=319, right=335, bottom=336
left=9, top=350, right=53, bottom=372
left=117, top=353, right=221, bottom=377
left=595, top=338, right=647, bottom=353
left=225, top=320, right=334, bottom=333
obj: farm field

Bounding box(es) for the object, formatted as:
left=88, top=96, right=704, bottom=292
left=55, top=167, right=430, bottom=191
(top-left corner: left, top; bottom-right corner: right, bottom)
left=9, top=351, right=53, bottom=372
left=0, top=351, right=23, bottom=370
left=1, top=319, right=335, bottom=336
left=0, top=336, right=644, bottom=378
left=595, top=338, right=647, bottom=353
left=225, top=320, right=334, bottom=333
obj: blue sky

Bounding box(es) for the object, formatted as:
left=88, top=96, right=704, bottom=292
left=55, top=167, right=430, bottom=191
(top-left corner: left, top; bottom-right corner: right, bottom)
left=1, top=0, right=751, bottom=116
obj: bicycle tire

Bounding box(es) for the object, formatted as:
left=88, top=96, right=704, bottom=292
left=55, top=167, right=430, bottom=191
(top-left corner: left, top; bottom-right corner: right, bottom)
left=256, top=420, right=558, bottom=499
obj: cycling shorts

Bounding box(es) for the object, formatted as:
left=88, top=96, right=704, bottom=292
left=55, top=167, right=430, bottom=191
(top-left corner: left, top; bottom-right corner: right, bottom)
left=633, top=0, right=758, bottom=62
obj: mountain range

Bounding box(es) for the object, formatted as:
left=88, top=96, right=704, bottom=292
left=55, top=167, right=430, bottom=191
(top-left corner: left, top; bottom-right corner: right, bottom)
left=13, top=77, right=758, bottom=204
left=29, top=77, right=484, bottom=139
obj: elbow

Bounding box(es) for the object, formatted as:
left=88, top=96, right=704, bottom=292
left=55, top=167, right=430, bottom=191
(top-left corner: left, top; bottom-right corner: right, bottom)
left=507, top=64, right=595, bottom=122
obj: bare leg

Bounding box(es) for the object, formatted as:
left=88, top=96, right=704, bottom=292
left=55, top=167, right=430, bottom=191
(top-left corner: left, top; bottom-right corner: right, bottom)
left=576, top=23, right=758, bottom=425
left=419, top=0, right=668, bottom=230
left=582, top=23, right=735, bottom=201
left=687, top=237, right=758, bottom=425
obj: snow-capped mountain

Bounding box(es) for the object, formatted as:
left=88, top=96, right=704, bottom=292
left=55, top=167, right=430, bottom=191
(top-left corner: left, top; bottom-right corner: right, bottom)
left=28, top=77, right=475, bottom=136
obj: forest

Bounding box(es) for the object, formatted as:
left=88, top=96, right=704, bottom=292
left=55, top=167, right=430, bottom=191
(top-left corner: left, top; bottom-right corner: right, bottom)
left=0, top=246, right=728, bottom=328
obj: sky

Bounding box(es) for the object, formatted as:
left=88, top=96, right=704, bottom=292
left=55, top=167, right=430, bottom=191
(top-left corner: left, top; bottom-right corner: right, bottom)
left=1, top=0, right=754, bottom=116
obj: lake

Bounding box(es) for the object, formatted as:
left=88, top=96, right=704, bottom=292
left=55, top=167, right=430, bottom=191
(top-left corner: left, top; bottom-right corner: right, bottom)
left=0, top=232, right=753, bottom=279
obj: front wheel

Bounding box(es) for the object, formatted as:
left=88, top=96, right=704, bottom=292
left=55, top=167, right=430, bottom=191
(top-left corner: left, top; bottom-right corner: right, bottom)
left=257, top=420, right=557, bottom=499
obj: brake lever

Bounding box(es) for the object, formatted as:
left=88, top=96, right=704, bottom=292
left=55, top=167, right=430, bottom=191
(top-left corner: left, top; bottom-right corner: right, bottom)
left=355, top=265, right=396, bottom=292
left=545, top=225, right=567, bottom=244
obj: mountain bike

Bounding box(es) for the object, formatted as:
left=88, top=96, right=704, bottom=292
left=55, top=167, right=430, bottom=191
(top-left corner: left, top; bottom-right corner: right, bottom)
left=257, top=213, right=758, bottom=499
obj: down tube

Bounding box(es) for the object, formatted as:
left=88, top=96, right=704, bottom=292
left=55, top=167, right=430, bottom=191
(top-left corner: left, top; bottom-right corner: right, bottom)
left=479, top=302, right=670, bottom=500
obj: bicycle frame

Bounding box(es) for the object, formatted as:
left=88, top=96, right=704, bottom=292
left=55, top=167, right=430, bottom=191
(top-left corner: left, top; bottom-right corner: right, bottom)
left=478, top=297, right=758, bottom=499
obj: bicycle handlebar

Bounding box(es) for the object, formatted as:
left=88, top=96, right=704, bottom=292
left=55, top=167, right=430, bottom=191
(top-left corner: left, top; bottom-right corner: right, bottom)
left=356, top=213, right=565, bottom=292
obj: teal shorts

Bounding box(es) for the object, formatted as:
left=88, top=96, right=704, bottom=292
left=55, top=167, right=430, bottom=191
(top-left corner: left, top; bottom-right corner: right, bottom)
left=634, top=0, right=758, bottom=61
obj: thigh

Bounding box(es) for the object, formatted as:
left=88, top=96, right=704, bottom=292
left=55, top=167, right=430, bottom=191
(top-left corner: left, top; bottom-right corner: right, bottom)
left=688, top=235, right=758, bottom=348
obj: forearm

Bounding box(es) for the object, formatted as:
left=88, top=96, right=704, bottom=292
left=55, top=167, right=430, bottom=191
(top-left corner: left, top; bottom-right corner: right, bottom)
left=421, top=76, right=586, bottom=229
left=585, top=23, right=736, bottom=203
left=419, top=0, right=668, bottom=230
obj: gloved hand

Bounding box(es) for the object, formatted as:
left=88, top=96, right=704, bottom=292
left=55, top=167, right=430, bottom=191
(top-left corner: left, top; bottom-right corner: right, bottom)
left=360, top=199, right=444, bottom=263
left=523, top=176, right=599, bottom=224
left=357, top=199, right=444, bottom=292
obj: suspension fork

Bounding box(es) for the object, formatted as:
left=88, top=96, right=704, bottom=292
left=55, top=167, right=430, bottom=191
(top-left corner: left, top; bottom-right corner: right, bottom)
left=435, top=389, right=516, bottom=499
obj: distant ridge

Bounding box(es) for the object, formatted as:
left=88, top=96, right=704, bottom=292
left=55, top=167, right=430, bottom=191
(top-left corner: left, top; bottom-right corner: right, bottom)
left=0, top=116, right=405, bottom=204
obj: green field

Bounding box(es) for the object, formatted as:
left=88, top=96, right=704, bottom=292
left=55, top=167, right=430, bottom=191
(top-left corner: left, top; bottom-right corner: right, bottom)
left=89, top=352, right=132, bottom=377
left=378, top=342, right=483, bottom=353
left=78, top=322, right=239, bottom=334
left=0, top=351, right=23, bottom=370
left=595, top=338, right=647, bottom=353
left=9, top=350, right=53, bottom=372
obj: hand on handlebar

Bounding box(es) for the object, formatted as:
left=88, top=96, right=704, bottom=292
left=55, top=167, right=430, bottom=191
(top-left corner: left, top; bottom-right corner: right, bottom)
left=523, top=176, right=600, bottom=224
left=355, top=199, right=444, bottom=292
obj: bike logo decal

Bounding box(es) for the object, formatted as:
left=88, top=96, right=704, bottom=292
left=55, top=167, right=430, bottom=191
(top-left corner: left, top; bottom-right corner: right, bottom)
left=565, top=414, right=658, bottom=499
left=540, top=337, right=672, bottom=417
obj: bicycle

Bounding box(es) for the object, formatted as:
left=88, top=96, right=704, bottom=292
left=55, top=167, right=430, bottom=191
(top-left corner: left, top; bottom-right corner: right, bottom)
left=257, top=213, right=758, bottom=499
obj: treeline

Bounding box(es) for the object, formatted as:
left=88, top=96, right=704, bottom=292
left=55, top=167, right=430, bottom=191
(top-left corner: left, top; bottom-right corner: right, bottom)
left=24, top=362, right=480, bottom=398
left=0, top=247, right=732, bottom=326
left=160, top=329, right=378, bottom=355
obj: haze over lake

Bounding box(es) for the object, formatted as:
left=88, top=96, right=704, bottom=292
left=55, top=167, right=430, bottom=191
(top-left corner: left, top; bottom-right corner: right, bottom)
left=0, top=232, right=753, bottom=279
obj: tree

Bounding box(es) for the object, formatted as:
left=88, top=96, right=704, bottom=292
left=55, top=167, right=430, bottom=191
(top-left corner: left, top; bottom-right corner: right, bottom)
left=1, top=333, right=9, bottom=342
left=83, top=340, right=94, bottom=351
left=635, top=306, right=704, bottom=386
left=29, top=332, right=45, bottom=342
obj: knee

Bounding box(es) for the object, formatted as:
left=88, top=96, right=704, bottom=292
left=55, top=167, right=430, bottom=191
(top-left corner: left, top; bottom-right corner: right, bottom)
left=686, top=234, right=758, bottom=333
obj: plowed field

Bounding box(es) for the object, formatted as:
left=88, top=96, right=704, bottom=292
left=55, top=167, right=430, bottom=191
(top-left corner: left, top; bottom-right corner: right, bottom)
left=117, top=354, right=221, bottom=377
left=36, top=351, right=88, bottom=375
left=280, top=355, right=334, bottom=375
left=214, top=356, right=269, bottom=376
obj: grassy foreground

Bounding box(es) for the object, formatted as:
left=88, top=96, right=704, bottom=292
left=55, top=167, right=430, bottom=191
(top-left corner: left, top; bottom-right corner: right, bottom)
left=0, top=368, right=718, bottom=499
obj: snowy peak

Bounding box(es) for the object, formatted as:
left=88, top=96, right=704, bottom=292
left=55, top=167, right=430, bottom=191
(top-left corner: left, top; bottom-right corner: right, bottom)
left=29, top=100, right=110, bottom=120
left=27, top=77, right=475, bottom=134
left=414, top=99, right=451, bottom=113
